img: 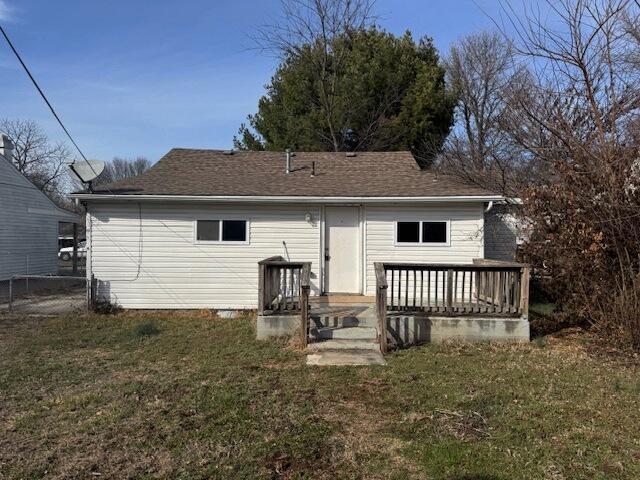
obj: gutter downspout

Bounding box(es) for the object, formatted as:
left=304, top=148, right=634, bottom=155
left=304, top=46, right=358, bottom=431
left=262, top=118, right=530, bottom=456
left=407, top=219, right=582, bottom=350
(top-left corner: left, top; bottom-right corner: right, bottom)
left=484, top=201, right=494, bottom=213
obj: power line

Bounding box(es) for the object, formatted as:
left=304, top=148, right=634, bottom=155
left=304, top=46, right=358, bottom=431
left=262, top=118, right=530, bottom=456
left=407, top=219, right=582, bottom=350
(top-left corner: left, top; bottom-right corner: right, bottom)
left=1, top=24, right=258, bottom=301
left=0, top=23, right=113, bottom=194
left=0, top=23, right=89, bottom=164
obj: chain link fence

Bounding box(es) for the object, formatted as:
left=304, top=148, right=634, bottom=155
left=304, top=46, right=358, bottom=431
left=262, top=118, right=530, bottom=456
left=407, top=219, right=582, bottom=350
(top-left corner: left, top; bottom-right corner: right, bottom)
left=0, top=275, right=89, bottom=316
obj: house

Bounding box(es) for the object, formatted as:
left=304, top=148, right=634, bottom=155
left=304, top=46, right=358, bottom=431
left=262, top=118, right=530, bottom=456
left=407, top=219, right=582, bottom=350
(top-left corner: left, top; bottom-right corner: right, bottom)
left=484, top=203, right=524, bottom=261
left=0, top=134, right=80, bottom=281
left=72, top=149, right=530, bottom=347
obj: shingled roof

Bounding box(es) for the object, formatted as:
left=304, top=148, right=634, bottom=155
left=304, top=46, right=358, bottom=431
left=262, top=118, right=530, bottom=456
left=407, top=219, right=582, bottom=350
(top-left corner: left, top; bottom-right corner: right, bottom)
left=90, top=149, right=499, bottom=198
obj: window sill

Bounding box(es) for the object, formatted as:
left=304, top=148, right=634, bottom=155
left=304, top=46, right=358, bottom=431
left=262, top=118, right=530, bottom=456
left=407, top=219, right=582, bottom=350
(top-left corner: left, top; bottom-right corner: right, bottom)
left=195, top=241, right=250, bottom=246
left=393, top=242, right=451, bottom=247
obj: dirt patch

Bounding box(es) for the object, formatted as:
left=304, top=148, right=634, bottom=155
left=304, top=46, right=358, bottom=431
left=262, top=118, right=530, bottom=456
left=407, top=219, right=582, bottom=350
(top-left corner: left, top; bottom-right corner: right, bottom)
left=545, top=327, right=640, bottom=366
left=432, top=409, right=489, bottom=442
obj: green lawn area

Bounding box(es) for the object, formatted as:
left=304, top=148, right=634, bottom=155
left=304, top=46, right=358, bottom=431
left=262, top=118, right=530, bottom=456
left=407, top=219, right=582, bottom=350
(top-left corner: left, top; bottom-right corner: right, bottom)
left=1, top=312, right=639, bottom=479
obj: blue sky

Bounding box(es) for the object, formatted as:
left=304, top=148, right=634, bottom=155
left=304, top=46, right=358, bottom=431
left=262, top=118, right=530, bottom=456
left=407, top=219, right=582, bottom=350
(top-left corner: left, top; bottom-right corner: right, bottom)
left=0, top=0, right=509, bottom=162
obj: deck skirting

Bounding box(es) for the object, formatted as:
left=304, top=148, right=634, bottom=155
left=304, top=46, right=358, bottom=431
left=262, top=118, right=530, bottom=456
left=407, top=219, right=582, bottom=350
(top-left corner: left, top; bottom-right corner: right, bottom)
left=256, top=313, right=301, bottom=339
left=386, top=313, right=530, bottom=347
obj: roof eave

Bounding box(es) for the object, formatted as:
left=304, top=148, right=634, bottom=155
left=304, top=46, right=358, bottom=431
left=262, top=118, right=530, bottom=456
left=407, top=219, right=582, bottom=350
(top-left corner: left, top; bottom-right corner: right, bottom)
left=70, top=193, right=505, bottom=203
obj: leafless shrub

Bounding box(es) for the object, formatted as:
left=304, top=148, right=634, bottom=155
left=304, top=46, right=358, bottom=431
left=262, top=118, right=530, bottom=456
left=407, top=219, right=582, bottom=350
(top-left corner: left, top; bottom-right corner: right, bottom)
left=496, top=0, right=640, bottom=346
left=91, top=297, right=122, bottom=315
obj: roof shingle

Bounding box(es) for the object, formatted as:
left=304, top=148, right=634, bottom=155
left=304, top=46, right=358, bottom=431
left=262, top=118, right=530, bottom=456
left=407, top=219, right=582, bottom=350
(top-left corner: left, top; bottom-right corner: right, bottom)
left=92, top=149, right=498, bottom=197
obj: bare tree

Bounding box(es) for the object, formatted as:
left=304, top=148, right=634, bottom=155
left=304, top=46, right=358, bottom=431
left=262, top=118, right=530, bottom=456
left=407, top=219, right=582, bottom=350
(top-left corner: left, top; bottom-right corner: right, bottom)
left=93, top=157, right=151, bottom=186
left=439, top=31, right=528, bottom=195
left=498, top=0, right=640, bottom=346
left=253, top=0, right=376, bottom=151
left=255, top=0, right=376, bottom=57
left=0, top=118, right=73, bottom=197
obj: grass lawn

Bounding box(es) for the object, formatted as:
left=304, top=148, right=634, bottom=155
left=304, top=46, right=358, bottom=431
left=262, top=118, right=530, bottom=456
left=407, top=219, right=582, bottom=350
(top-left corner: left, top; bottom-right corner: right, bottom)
left=1, top=312, right=640, bottom=479
left=530, top=302, right=556, bottom=317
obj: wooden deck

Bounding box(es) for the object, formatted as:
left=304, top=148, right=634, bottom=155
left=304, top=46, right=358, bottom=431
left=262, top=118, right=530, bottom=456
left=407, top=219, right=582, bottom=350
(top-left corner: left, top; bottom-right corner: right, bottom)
left=374, top=260, right=531, bottom=353
left=258, top=256, right=531, bottom=354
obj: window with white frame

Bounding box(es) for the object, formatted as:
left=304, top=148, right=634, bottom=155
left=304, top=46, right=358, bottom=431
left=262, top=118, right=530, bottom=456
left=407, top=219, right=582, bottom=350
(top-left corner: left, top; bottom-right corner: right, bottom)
left=395, top=221, right=448, bottom=245
left=196, top=220, right=248, bottom=243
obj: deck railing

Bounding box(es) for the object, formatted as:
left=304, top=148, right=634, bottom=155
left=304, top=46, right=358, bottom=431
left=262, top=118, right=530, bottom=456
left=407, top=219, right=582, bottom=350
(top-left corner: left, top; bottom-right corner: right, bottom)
left=374, top=260, right=530, bottom=353
left=258, top=256, right=311, bottom=346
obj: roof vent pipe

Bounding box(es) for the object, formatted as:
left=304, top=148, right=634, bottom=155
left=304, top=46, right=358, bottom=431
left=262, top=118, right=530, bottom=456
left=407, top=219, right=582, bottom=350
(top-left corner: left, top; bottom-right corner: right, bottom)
left=285, top=148, right=291, bottom=174
left=0, top=133, right=14, bottom=163
left=311, top=161, right=315, bottom=177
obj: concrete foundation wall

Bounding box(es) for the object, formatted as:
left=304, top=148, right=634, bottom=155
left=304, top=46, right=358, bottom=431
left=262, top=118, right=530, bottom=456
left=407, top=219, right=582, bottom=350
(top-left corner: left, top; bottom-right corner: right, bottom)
left=256, top=313, right=301, bottom=339
left=386, top=314, right=530, bottom=347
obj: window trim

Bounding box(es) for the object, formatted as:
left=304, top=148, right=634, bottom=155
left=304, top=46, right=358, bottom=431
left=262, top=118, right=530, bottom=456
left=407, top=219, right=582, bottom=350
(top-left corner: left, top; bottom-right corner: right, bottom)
left=194, top=219, right=250, bottom=245
left=393, top=220, right=450, bottom=247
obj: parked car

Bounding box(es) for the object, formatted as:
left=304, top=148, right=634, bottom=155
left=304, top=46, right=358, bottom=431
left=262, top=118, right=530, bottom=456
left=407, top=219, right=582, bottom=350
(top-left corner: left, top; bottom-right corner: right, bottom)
left=58, top=235, right=86, bottom=250
left=58, top=241, right=87, bottom=261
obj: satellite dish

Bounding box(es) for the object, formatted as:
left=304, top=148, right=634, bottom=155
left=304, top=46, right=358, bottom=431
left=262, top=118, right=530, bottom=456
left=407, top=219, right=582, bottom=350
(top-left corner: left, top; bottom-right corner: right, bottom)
left=67, top=159, right=105, bottom=184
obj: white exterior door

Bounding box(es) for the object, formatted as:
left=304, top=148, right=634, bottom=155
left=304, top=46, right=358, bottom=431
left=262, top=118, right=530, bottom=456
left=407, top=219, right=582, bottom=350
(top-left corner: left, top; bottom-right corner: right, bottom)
left=325, top=206, right=360, bottom=293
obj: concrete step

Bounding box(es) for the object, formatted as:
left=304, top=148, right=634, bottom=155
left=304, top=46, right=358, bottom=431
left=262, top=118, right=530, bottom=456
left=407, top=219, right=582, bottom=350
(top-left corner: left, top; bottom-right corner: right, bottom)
left=312, top=326, right=378, bottom=341
left=306, top=349, right=386, bottom=366
left=310, top=314, right=377, bottom=329
left=307, top=339, right=380, bottom=351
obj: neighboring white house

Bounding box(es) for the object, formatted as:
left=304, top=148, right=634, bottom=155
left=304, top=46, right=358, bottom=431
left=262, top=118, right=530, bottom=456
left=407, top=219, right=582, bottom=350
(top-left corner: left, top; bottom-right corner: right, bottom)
left=0, top=134, right=79, bottom=280
left=72, top=149, right=511, bottom=309
left=484, top=204, right=523, bottom=261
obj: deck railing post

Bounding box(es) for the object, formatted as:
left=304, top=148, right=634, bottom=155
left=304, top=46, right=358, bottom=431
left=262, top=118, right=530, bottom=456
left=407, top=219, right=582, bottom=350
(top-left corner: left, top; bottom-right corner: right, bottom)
left=300, top=285, right=310, bottom=347
left=300, top=263, right=311, bottom=348
left=377, top=284, right=388, bottom=354
left=446, top=268, right=453, bottom=312
left=374, top=262, right=388, bottom=354
left=519, top=266, right=530, bottom=318
left=258, top=262, right=266, bottom=314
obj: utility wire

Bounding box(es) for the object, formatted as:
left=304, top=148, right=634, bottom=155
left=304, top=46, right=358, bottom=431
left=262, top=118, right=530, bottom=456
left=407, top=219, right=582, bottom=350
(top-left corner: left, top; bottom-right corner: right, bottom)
left=0, top=24, right=88, bottom=163
left=1, top=24, right=257, bottom=299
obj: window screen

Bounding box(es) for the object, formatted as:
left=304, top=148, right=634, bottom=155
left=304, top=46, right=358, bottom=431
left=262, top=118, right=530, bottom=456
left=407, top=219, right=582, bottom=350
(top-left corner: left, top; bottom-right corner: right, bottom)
left=197, top=220, right=220, bottom=241
left=422, top=222, right=447, bottom=243
left=222, top=220, right=247, bottom=242
left=397, top=222, right=420, bottom=243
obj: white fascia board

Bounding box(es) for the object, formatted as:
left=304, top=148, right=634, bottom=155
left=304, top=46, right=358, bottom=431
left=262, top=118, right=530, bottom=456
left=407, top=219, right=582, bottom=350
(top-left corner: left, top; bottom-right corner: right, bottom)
left=70, top=194, right=505, bottom=204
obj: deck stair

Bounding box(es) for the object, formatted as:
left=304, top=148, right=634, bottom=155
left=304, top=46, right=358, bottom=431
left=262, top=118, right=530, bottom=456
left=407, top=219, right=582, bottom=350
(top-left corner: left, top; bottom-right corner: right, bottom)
left=306, top=297, right=386, bottom=366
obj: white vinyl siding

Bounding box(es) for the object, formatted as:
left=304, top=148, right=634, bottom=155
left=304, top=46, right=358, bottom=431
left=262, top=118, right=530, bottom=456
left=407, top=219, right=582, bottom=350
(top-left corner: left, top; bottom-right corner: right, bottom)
left=364, top=203, right=485, bottom=294
left=0, top=156, right=76, bottom=280
left=88, top=202, right=321, bottom=309
left=88, top=200, right=487, bottom=308
left=484, top=207, right=520, bottom=261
